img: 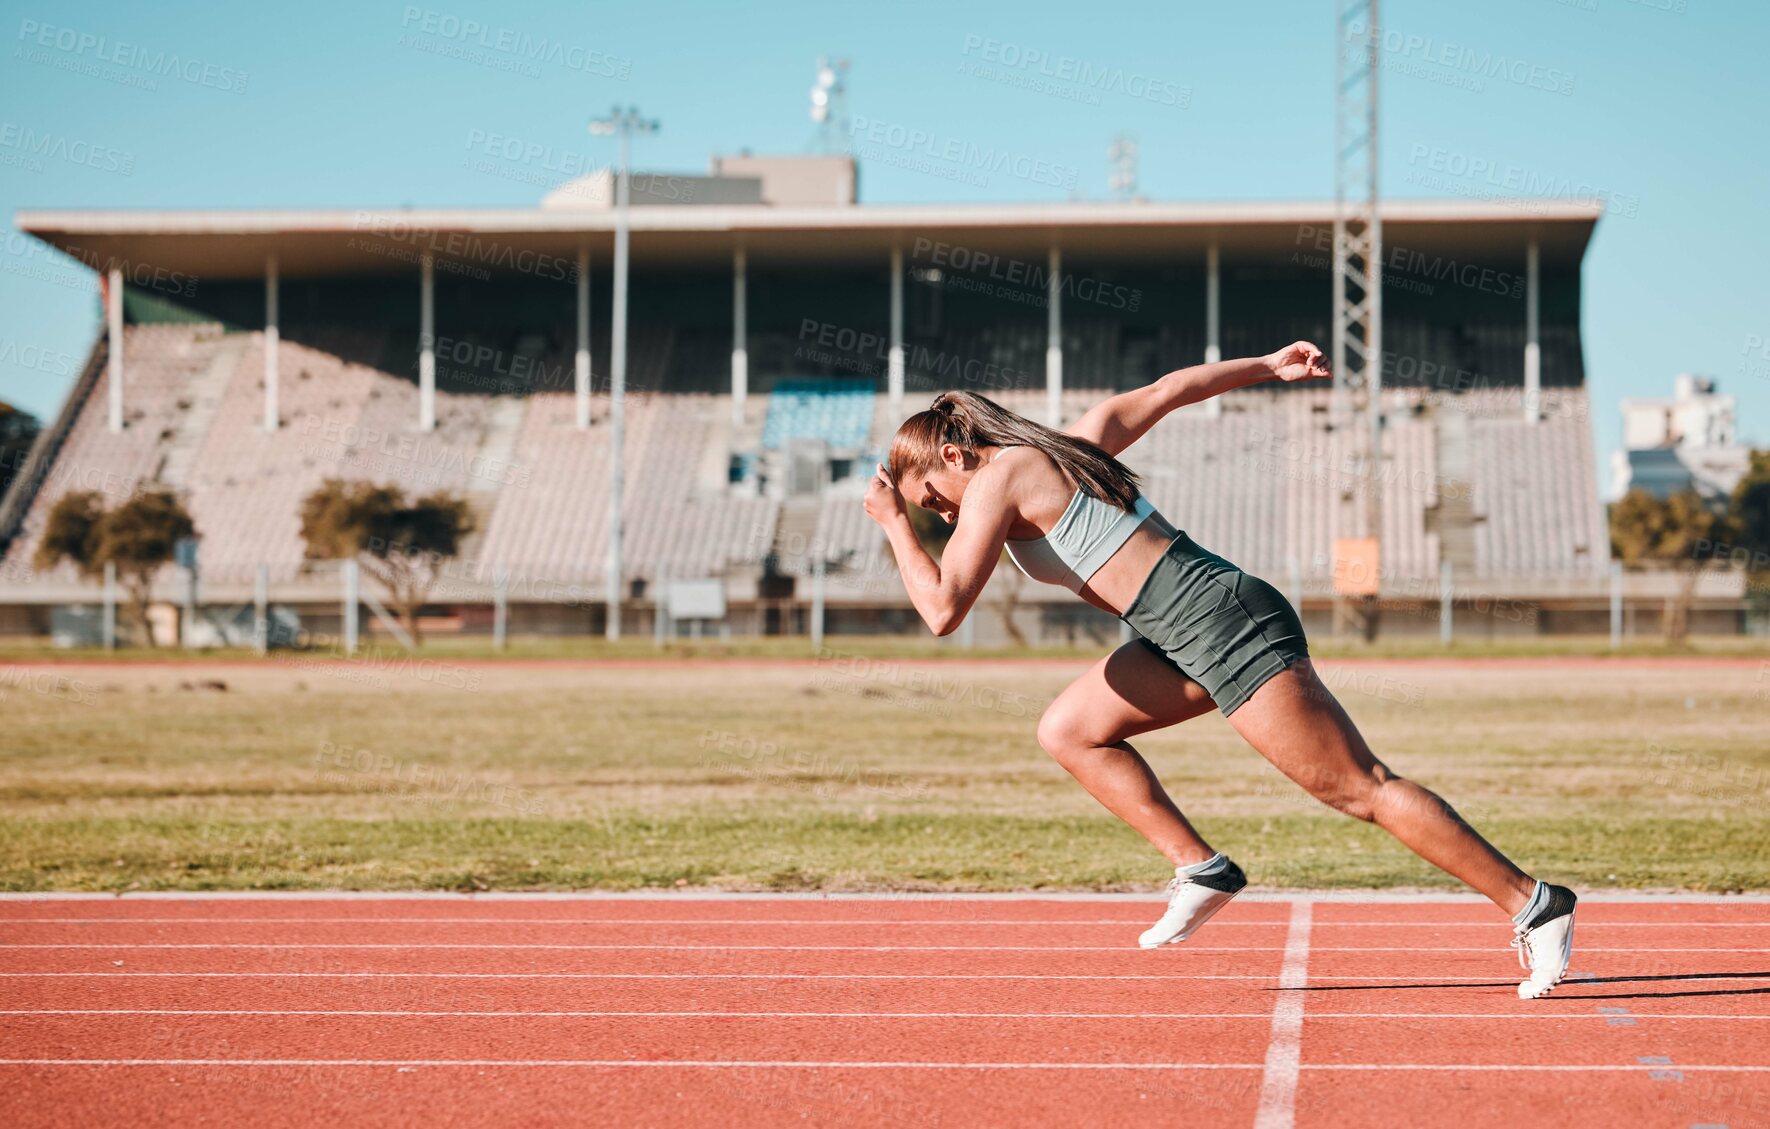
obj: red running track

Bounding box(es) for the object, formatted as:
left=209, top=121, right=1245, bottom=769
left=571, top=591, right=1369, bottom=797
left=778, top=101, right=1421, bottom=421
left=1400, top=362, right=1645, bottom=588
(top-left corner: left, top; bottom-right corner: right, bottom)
left=1, top=894, right=1767, bottom=1128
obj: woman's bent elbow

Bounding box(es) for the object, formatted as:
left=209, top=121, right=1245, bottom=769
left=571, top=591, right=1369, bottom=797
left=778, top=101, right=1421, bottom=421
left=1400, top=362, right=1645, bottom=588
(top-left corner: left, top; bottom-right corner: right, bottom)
left=927, top=610, right=963, bottom=636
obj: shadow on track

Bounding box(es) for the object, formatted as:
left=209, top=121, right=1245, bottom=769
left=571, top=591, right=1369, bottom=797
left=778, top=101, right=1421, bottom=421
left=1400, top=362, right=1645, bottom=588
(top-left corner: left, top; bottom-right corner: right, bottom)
left=1273, top=971, right=1770, bottom=1000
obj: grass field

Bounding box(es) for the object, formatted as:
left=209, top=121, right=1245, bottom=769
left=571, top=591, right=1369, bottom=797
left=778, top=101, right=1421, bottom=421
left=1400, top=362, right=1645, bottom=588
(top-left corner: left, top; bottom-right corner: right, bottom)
left=5, top=631, right=1770, bottom=664
left=3, top=650, right=1767, bottom=893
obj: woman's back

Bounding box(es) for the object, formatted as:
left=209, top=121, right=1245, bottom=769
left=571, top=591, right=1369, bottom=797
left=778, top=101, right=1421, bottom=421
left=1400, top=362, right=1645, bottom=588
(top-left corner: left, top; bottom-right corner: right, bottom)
left=987, top=446, right=1177, bottom=615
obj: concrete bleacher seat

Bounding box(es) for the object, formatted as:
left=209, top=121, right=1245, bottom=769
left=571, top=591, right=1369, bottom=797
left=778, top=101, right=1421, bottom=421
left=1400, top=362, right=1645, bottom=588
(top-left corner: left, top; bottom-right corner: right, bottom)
left=1465, top=388, right=1606, bottom=577
left=0, top=323, right=1606, bottom=604
left=1, top=326, right=785, bottom=595
left=761, top=379, right=874, bottom=450
left=3, top=324, right=234, bottom=586
left=473, top=392, right=778, bottom=589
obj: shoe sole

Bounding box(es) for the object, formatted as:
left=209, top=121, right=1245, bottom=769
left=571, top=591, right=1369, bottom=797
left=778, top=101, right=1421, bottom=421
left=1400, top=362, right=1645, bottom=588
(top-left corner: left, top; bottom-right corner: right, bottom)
left=1518, top=909, right=1576, bottom=1000
left=1138, top=886, right=1242, bottom=950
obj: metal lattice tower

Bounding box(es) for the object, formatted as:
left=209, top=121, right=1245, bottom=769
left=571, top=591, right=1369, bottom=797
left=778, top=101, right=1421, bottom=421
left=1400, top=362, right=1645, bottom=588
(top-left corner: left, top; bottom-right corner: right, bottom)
left=809, top=56, right=850, bottom=154
left=1108, top=134, right=1139, bottom=201
left=1333, top=0, right=1383, bottom=638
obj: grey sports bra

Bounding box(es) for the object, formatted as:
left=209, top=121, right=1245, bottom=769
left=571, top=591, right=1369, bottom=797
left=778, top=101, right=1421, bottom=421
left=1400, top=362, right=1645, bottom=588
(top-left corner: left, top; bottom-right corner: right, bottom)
left=995, top=448, right=1160, bottom=595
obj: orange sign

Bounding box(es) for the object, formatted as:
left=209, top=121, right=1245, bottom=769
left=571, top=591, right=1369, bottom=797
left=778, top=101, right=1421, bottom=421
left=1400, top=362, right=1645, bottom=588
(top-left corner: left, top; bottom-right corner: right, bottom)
left=1333, top=538, right=1381, bottom=597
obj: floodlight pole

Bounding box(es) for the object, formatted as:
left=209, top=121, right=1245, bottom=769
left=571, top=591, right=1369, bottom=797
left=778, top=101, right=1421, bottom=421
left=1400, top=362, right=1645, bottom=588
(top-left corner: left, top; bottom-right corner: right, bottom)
left=590, top=106, right=659, bottom=642
left=1333, top=0, right=1382, bottom=641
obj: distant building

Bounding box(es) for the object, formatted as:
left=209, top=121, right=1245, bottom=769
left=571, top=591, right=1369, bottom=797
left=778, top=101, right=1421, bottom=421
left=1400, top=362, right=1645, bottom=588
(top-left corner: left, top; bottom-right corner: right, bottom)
left=1610, top=375, right=1749, bottom=501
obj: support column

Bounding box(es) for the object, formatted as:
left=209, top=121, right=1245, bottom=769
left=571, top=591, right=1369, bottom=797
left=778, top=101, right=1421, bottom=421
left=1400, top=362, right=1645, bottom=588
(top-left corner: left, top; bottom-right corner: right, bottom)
left=342, top=559, right=360, bottom=656
left=888, top=242, right=904, bottom=418
left=1523, top=238, right=1541, bottom=423
left=810, top=557, right=826, bottom=652
left=1609, top=561, right=1623, bottom=650
left=492, top=569, right=509, bottom=652
left=732, top=243, right=749, bottom=427
left=1439, top=560, right=1454, bottom=645
left=1205, top=242, right=1221, bottom=363
left=575, top=246, right=591, bottom=429
left=263, top=255, right=279, bottom=432
left=105, top=265, right=123, bottom=432
left=607, top=134, right=632, bottom=642
left=419, top=255, right=436, bottom=432
left=253, top=564, right=269, bottom=655
left=1045, top=243, right=1063, bottom=427
left=1205, top=242, right=1222, bottom=419
left=101, top=561, right=117, bottom=651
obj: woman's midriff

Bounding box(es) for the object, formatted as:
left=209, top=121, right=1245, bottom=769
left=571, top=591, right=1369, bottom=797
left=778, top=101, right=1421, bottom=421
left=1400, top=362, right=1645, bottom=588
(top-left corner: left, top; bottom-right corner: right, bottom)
left=1072, top=512, right=1179, bottom=615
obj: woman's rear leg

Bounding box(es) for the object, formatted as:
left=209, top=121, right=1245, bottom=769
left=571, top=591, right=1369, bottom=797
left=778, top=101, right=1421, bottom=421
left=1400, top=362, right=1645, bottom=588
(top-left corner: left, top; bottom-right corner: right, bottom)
left=1226, top=659, right=1534, bottom=915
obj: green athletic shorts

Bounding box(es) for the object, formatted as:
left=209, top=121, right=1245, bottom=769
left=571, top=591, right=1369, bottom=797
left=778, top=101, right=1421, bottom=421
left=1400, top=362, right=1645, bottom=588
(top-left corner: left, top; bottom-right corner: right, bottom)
left=1119, top=532, right=1311, bottom=716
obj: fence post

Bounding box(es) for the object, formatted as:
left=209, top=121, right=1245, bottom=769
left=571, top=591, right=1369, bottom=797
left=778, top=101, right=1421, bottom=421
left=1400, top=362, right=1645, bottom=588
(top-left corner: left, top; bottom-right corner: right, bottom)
left=810, top=558, right=826, bottom=652
left=254, top=564, right=269, bottom=655
left=342, top=559, right=359, bottom=656
left=1439, top=560, right=1454, bottom=646
left=654, top=567, right=669, bottom=647
left=492, top=569, right=508, bottom=652
left=101, top=561, right=116, bottom=651
left=1609, top=561, right=1623, bottom=650
left=182, top=563, right=197, bottom=650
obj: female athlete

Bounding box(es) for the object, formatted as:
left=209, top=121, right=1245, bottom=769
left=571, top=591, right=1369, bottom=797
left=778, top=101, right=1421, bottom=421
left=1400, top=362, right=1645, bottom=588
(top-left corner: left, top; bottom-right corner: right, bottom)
left=862, top=342, right=1577, bottom=999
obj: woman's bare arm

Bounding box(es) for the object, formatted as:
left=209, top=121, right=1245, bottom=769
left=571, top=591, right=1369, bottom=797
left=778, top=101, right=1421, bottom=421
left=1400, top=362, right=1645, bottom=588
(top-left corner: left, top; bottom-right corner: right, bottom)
left=1066, top=341, right=1330, bottom=457
left=863, top=463, right=1016, bottom=636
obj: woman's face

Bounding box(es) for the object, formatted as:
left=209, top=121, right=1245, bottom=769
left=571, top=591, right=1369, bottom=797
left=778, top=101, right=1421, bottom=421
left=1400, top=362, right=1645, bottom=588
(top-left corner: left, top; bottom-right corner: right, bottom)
left=900, top=444, right=977, bottom=524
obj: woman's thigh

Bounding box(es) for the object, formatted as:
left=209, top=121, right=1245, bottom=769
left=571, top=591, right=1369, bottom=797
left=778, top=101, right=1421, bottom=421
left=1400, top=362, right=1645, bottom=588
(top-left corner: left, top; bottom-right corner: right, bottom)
left=1221, top=659, right=1389, bottom=801
left=1039, top=638, right=1220, bottom=750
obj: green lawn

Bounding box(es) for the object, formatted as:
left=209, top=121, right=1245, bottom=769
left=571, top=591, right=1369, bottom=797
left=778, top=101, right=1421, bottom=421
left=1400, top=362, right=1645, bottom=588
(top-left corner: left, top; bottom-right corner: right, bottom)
left=4, top=630, right=1770, bottom=664
left=2, top=654, right=1766, bottom=892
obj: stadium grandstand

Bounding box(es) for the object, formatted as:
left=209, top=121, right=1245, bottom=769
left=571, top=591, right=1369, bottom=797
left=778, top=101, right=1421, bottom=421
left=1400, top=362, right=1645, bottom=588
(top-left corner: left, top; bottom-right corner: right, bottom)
left=3, top=155, right=1735, bottom=644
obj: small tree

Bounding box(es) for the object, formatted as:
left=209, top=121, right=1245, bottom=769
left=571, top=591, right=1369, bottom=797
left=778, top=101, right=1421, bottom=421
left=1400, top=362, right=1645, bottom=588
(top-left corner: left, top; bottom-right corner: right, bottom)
left=1610, top=487, right=1734, bottom=644
left=33, top=487, right=196, bottom=647
left=1730, top=451, right=1770, bottom=600
left=299, top=479, right=475, bottom=647
left=0, top=401, right=40, bottom=500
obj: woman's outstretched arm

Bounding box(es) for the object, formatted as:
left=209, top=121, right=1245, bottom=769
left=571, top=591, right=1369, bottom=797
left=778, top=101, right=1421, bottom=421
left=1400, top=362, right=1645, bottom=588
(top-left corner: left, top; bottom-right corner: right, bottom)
left=862, top=462, right=1016, bottom=636
left=1067, top=341, right=1331, bottom=457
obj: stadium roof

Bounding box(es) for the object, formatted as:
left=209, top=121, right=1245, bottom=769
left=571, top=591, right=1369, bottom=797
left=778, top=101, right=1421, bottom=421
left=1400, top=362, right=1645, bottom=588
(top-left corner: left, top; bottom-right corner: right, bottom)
left=15, top=198, right=1602, bottom=278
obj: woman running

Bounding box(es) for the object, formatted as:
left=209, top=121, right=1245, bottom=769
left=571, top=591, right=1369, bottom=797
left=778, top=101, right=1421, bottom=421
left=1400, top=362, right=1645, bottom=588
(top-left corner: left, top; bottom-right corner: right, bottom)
left=862, top=342, right=1577, bottom=999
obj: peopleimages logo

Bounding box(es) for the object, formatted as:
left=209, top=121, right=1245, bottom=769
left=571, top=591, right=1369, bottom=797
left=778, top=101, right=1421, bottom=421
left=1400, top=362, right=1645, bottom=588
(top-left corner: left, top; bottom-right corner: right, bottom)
left=16, top=19, right=249, bottom=93
left=847, top=116, right=1078, bottom=191
left=910, top=238, right=1141, bottom=311
left=958, top=34, right=1191, bottom=109
left=0, top=122, right=135, bottom=175
left=1344, top=20, right=1575, bottom=96
left=398, top=7, right=630, bottom=79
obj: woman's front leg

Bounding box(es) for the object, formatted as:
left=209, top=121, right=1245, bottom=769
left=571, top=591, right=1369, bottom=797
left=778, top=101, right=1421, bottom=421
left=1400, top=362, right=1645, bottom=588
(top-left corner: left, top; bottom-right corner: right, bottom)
left=1225, top=660, right=1535, bottom=915
left=1036, top=640, right=1221, bottom=866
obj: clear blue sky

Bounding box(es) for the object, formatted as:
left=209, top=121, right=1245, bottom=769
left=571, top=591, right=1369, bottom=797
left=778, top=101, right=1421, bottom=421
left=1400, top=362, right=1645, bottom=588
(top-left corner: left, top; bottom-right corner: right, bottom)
left=2, top=0, right=1765, bottom=472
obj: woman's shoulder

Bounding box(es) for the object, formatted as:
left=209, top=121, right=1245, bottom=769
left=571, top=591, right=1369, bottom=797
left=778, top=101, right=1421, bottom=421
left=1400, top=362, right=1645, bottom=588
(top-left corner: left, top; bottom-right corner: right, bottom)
left=983, top=446, right=1074, bottom=516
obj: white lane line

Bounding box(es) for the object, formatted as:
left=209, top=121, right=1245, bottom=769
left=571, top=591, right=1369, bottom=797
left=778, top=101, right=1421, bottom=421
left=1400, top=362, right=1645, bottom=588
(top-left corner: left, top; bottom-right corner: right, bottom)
left=0, top=943, right=1270, bottom=952
left=1316, top=927, right=1770, bottom=934
left=0, top=1059, right=1765, bottom=1072
left=6, top=1019, right=1762, bottom=1026
left=4, top=890, right=1769, bottom=902
left=4, top=917, right=1762, bottom=926
left=0, top=1019, right=1288, bottom=1026
left=1306, top=1064, right=1770, bottom=1072
left=0, top=918, right=1199, bottom=926
left=2, top=971, right=1765, bottom=981
left=1254, top=900, right=1312, bottom=1129
left=0, top=943, right=1757, bottom=953
left=0, top=1058, right=1262, bottom=1069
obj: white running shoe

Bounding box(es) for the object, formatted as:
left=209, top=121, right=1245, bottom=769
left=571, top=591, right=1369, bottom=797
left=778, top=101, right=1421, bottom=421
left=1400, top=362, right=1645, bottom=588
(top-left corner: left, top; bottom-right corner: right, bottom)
left=1138, top=858, right=1246, bottom=949
left=1511, top=884, right=1578, bottom=1000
